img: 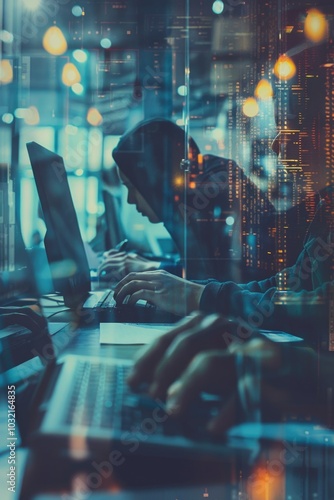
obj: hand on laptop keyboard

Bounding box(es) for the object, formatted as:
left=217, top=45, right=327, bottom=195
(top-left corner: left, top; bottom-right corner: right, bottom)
left=0, top=306, right=48, bottom=334
left=126, top=313, right=319, bottom=436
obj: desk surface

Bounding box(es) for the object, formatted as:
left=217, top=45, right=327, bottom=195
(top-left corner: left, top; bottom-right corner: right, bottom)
left=7, top=318, right=334, bottom=500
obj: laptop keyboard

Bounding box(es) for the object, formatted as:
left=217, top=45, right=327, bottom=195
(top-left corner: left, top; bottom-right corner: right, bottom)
left=63, top=359, right=222, bottom=440
left=65, top=360, right=127, bottom=428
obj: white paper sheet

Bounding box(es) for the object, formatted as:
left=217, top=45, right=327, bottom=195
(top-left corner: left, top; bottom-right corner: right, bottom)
left=100, top=322, right=171, bottom=345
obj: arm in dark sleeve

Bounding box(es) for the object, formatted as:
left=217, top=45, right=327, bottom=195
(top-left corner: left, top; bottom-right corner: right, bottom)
left=200, top=278, right=329, bottom=339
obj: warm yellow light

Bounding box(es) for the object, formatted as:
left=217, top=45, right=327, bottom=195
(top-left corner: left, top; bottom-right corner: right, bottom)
left=304, top=9, right=328, bottom=43
left=87, top=107, right=103, bottom=126
left=24, top=106, right=40, bottom=125
left=174, top=176, right=184, bottom=187
left=62, top=63, right=81, bottom=86
left=42, top=26, right=67, bottom=55
left=0, top=59, right=13, bottom=84
left=242, top=97, right=259, bottom=118
left=254, top=79, right=273, bottom=100
left=273, top=55, right=296, bottom=80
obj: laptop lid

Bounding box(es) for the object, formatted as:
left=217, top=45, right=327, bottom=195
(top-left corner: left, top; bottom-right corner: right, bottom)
left=26, top=142, right=91, bottom=309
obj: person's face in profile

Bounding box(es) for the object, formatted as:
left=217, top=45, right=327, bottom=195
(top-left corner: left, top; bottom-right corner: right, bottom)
left=118, top=169, right=160, bottom=223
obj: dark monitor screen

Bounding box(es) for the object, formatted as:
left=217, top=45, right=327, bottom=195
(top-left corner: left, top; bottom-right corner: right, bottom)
left=0, top=163, right=35, bottom=305
left=26, top=142, right=91, bottom=308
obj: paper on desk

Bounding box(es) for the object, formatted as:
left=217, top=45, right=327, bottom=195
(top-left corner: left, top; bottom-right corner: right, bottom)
left=100, top=322, right=171, bottom=345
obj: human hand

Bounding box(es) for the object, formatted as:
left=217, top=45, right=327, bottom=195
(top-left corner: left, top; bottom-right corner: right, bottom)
left=127, top=313, right=258, bottom=397
left=164, top=340, right=318, bottom=436
left=98, top=252, right=160, bottom=282
left=113, top=270, right=205, bottom=315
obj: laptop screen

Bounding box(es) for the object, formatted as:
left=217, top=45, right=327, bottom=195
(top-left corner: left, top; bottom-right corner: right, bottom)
left=26, top=142, right=91, bottom=308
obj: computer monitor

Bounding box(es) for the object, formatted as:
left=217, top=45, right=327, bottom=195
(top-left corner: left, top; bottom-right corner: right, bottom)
left=26, top=142, right=91, bottom=308
left=0, top=163, right=35, bottom=305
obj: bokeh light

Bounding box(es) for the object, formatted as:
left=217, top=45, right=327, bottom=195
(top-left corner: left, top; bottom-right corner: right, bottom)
left=304, top=9, right=328, bottom=43
left=242, top=97, right=259, bottom=117
left=212, top=1, right=224, bottom=15
left=73, top=50, right=87, bottom=63
left=100, top=38, right=112, bottom=49
left=62, top=63, right=81, bottom=86
left=87, top=107, right=103, bottom=126
left=0, top=59, right=13, bottom=84
left=254, top=79, right=273, bottom=100
left=273, top=54, right=296, bottom=80
left=43, top=26, right=67, bottom=56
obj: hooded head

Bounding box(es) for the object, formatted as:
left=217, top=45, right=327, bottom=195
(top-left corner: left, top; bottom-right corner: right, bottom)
left=112, top=118, right=214, bottom=275
left=112, top=118, right=200, bottom=227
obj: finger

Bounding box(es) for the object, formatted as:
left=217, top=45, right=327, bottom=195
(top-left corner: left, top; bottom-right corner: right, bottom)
left=207, top=393, right=238, bottom=436
left=127, top=312, right=204, bottom=388
left=165, top=351, right=232, bottom=414
left=103, top=250, right=126, bottom=258
left=149, top=315, right=231, bottom=398
left=114, top=271, right=160, bottom=296
left=114, top=278, right=158, bottom=304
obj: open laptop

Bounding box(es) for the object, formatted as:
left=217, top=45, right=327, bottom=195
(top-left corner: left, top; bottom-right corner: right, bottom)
left=26, top=350, right=256, bottom=463
left=26, top=142, right=178, bottom=323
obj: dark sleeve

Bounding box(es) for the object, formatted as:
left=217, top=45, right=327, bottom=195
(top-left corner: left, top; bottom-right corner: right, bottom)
left=199, top=277, right=329, bottom=339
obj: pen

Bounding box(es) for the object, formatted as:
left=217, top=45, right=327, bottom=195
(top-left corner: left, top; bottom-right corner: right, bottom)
left=115, top=239, right=128, bottom=252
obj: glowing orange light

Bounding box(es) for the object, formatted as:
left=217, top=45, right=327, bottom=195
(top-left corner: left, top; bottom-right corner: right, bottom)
left=87, top=107, right=103, bottom=126
left=174, top=176, right=183, bottom=187
left=0, top=59, right=13, bottom=84
left=254, top=79, right=273, bottom=100
left=24, top=106, right=40, bottom=125
left=304, top=9, right=328, bottom=43
left=242, top=97, right=259, bottom=117
left=42, top=26, right=67, bottom=55
left=62, top=63, right=81, bottom=86
left=189, top=181, right=196, bottom=189
left=273, top=55, right=296, bottom=80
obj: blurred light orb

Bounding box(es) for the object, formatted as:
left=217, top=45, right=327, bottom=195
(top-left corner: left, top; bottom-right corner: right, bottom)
left=62, top=63, right=81, bottom=86
left=212, top=1, right=224, bottom=15
left=72, top=83, right=84, bottom=95
left=0, top=30, right=14, bottom=43
left=254, top=79, right=273, bottom=100
left=43, top=26, right=67, bottom=56
left=226, top=216, right=235, bottom=226
left=73, top=49, right=87, bottom=63
left=100, top=38, right=112, bottom=49
left=242, top=97, right=259, bottom=117
left=87, top=107, right=103, bottom=126
left=304, top=9, right=328, bottom=43
left=0, top=59, right=13, bottom=84
left=273, top=55, right=296, bottom=80
left=177, top=85, right=187, bottom=96
left=2, top=113, right=14, bottom=124
left=24, top=106, right=40, bottom=126
left=72, top=5, right=83, bottom=17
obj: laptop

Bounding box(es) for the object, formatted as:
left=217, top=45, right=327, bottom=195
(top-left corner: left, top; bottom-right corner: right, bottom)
left=26, top=142, right=178, bottom=323
left=26, top=350, right=257, bottom=463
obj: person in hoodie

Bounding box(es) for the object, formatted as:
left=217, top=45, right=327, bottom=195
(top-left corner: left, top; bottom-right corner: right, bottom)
left=99, top=118, right=280, bottom=283
left=114, top=62, right=333, bottom=343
